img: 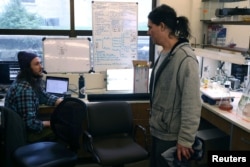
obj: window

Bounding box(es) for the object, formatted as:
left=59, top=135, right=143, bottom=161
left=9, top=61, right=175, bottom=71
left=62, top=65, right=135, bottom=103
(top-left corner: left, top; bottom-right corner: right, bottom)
left=21, top=0, right=35, bottom=3
left=21, top=0, right=36, bottom=3
left=0, top=0, right=70, bottom=30
left=74, top=0, right=152, bottom=31
left=44, top=18, right=60, bottom=27
left=0, top=0, right=155, bottom=68
left=0, top=35, right=68, bottom=61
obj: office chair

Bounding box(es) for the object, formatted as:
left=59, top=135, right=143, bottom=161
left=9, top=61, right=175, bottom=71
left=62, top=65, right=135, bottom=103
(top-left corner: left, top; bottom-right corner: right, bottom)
left=50, top=97, right=87, bottom=152
left=1, top=97, right=86, bottom=167
left=84, top=101, right=149, bottom=167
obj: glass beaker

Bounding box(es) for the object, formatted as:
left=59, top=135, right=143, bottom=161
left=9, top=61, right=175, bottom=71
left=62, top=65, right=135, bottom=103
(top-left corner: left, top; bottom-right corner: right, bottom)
left=218, top=85, right=233, bottom=111
left=237, top=81, right=250, bottom=121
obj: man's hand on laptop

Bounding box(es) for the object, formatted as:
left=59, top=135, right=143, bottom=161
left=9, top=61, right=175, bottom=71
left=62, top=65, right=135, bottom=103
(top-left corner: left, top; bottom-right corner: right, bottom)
left=55, top=97, right=63, bottom=106
left=43, top=121, right=51, bottom=127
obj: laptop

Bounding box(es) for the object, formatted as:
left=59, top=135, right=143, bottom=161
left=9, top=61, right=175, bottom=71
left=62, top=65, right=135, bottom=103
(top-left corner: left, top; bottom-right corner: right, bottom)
left=45, top=76, right=69, bottom=97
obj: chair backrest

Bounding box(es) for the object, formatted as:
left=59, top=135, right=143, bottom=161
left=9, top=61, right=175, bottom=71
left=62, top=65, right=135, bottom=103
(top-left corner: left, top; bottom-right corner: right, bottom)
left=50, top=97, right=87, bottom=151
left=0, top=106, right=27, bottom=167
left=86, top=101, right=133, bottom=137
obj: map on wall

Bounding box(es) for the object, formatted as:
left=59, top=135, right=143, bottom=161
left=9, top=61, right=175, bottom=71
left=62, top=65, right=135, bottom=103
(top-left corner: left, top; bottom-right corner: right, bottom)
left=92, top=1, right=138, bottom=72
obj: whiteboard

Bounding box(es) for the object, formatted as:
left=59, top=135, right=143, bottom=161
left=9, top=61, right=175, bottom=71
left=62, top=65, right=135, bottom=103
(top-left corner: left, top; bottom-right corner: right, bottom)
left=92, top=1, right=138, bottom=72
left=43, top=38, right=90, bottom=73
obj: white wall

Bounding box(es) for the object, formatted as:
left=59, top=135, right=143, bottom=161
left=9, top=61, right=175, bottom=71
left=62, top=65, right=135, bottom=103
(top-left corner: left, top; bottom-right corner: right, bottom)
left=157, top=0, right=203, bottom=46
left=224, top=25, right=250, bottom=48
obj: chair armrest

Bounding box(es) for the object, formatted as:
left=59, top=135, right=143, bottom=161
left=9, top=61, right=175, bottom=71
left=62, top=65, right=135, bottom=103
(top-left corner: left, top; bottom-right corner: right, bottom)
left=83, top=131, right=94, bottom=152
left=133, top=124, right=148, bottom=151
left=83, top=131, right=92, bottom=140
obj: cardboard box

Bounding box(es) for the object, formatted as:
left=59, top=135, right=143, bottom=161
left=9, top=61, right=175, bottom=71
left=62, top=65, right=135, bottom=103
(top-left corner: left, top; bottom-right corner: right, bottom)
left=132, top=60, right=150, bottom=93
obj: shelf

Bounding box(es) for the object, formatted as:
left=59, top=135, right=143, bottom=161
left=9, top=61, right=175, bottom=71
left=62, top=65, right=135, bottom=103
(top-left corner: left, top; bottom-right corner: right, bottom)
left=202, top=0, right=247, bottom=2
left=194, top=47, right=250, bottom=65
left=205, top=44, right=249, bottom=53
left=201, top=20, right=250, bottom=25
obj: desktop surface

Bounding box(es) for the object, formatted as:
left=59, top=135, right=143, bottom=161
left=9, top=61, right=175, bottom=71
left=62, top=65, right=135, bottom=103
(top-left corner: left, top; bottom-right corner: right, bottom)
left=87, top=92, right=150, bottom=102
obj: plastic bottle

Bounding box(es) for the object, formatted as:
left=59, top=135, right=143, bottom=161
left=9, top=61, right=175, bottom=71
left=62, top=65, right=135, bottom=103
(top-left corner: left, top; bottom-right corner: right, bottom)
left=237, top=81, right=250, bottom=121
left=78, top=75, right=85, bottom=98
left=201, top=66, right=210, bottom=88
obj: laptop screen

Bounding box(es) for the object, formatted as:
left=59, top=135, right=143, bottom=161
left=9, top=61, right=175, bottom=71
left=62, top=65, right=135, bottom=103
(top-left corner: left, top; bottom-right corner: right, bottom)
left=45, top=76, right=69, bottom=95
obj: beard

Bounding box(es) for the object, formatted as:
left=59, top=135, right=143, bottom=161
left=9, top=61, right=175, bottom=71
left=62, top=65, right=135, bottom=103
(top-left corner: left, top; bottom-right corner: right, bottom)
left=33, top=71, right=43, bottom=79
left=32, top=71, right=44, bottom=92
left=33, top=75, right=44, bottom=92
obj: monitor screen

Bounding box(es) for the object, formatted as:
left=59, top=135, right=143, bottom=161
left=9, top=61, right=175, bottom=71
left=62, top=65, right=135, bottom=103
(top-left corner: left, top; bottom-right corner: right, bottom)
left=106, top=68, right=152, bottom=92
left=0, top=61, right=20, bottom=85
left=106, top=69, right=134, bottom=91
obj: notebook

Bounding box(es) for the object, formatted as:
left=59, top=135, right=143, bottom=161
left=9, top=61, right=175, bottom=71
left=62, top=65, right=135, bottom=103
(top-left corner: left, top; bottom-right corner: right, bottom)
left=45, top=76, right=69, bottom=97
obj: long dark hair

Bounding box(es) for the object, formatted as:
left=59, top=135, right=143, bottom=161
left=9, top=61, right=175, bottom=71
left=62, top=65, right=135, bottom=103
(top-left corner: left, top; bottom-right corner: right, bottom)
left=16, top=68, right=43, bottom=93
left=148, top=4, right=190, bottom=39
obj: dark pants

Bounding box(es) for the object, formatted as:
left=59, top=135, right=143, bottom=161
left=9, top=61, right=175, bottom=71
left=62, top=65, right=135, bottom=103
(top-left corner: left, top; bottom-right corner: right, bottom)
left=27, top=127, right=55, bottom=143
left=150, top=136, right=176, bottom=167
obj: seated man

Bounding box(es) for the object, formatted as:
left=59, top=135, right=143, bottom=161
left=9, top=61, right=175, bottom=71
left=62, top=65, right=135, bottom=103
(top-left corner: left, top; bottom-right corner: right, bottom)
left=4, top=51, right=63, bottom=142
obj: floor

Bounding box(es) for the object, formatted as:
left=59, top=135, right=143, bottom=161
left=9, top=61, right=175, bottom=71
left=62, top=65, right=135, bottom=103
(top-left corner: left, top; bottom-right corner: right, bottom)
left=75, top=158, right=149, bottom=167
left=74, top=158, right=208, bottom=167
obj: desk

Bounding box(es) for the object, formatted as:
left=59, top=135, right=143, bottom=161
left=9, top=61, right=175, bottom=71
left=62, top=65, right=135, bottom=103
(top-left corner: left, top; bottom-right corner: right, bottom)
left=26, top=95, right=250, bottom=151
left=201, top=91, right=250, bottom=150
left=2, top=93, right=250, bottom=150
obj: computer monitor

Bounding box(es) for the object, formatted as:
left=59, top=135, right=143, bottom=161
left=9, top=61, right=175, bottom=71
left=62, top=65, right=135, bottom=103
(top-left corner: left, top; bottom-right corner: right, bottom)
left=0, top=61, right=20, bottom=85
left=106, top=68, right=152, bottom=92
left=106, top=69, right=134, bottom=91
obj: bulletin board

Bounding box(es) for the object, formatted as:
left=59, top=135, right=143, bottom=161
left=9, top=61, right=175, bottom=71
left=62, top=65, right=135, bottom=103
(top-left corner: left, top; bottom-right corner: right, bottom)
left=43, top=38, right=90, bottom=73
left=92, top=1, right=138, bottom=72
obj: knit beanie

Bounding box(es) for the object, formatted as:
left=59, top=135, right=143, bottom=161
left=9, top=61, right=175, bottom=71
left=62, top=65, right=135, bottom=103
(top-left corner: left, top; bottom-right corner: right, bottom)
left=17, top=51, right=38, bottom=70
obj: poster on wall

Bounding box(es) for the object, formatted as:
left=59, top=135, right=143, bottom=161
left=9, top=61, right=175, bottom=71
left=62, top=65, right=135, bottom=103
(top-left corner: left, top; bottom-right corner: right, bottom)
left=92, top=1, right=138, bottom=72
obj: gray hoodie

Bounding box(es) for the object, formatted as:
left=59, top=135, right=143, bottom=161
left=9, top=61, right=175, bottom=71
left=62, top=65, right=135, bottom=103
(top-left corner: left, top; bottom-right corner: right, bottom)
left=149, top=41, right=202, bottom=148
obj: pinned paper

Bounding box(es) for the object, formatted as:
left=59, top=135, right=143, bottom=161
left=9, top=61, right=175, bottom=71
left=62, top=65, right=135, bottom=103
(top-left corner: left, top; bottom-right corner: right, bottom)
left=132, top=60, right=150, bottom=93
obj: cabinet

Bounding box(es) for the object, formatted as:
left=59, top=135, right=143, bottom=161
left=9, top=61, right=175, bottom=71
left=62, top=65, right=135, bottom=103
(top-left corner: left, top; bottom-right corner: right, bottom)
left=231, top=125, right=250, bottom=150
left=201, top=104, right=250, bottom=150
left=130, top=102, right=151, bottom=149
left=201, top=107, right=231, bottom=135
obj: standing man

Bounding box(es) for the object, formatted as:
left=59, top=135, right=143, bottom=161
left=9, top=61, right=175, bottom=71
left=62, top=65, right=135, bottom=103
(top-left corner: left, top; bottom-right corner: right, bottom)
left=147, top=4, right=202, bottom=167
left=5, top=51, right=63, bottom=142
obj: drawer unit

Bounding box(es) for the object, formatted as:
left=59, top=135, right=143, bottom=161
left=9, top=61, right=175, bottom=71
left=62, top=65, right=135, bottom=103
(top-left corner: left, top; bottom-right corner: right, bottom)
left=231, top=125, right=250, bottom=150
